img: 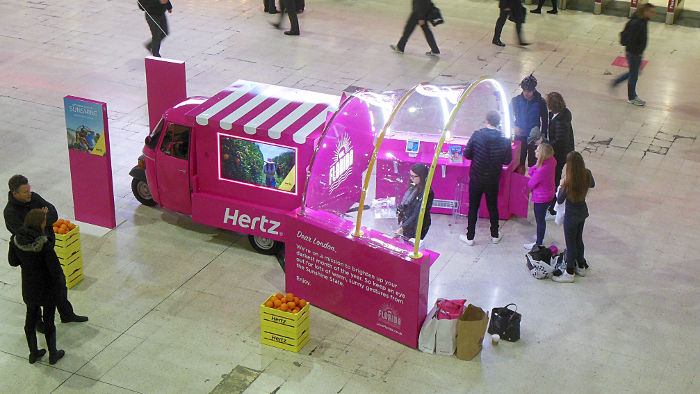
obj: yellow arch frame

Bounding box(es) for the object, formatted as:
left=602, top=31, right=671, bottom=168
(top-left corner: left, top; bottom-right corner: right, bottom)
left=353, top=76, right=512, bottom=259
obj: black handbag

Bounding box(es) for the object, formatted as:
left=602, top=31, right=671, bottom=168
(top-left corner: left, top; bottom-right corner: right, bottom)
left=487, top=303, right=521, bottom=342
left=508, top=4, right=526, bottom=24
left=427, top=6, right=444, bottom=26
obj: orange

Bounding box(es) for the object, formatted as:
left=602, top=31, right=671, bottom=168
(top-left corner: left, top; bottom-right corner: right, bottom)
left=273, top=299, right=282, bottom=308
left=265, top=300, right=274, bottom=308
left=280, top=303, right=289, bottom=311
left=298, top=299, right=307, bottom=307
left=287, top=302, right=296, bottom=309
left=292, top=308, right=300, bottom=314
left=286, top=292, right=294, bottom=299
left=275, top=293, right=284, bottom=300
left=293, top=297, right=300, bottom=303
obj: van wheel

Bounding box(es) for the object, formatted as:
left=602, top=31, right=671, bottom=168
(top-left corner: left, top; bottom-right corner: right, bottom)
left=131, top=178, right=157, bottom=206
left=248, top=235, right=282, bottom=255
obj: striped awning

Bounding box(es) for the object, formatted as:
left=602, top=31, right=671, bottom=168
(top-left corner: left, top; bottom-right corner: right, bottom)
left=192, top=80, right=339, bottom=144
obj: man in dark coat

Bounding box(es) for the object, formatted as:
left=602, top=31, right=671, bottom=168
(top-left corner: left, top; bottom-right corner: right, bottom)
left=611, top=3, right=656, bottom=106
left=543, top=92, right=575, bottom=216
left=274, top=0, right=300, bottom=35
left=390, top=0, right=440, bottom=56
left=139, top=0, right=173, bottom=57
left=493, top=0, right=530, bottom=47
left=9, top=210, right=67, bottom=364
left=460, top=111, right=513, bottom=245
left=4, top=175, right=88, bottom=330
left=511, top=74, right=548, bottom=174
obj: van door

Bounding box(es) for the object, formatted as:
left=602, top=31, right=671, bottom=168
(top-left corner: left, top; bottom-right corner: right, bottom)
left=155, top=122, right=192, bottom=214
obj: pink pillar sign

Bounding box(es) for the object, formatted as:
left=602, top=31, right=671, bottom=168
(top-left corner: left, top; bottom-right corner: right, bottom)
left=63, top=96, right=116, bottom=228
left=145, top=57, right=187, bottom=131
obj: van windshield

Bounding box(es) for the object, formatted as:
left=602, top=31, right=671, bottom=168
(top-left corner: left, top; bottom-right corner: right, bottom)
left=145, top=118, right=165, bottom=150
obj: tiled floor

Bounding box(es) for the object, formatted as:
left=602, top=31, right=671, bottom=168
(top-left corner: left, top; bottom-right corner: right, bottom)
left=1, top=0, right=699, bottom=393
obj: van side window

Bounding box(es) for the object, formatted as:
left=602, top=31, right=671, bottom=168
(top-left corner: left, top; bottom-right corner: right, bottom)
left=160, top=124, right=191, bottom=160
left=145, top=118, right=165, bottom=150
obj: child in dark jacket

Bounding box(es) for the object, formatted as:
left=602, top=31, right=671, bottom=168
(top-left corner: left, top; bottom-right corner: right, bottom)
left=525, top=143, right=556, bottom=249
left=511, top=75, right=548, bottom=174
left=552, top=151, right=595, bottom=283
left=396, top=163, right=434, bottom=244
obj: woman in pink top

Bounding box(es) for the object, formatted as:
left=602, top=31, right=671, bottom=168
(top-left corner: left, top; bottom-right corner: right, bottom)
left=524, top=143, right=556, bottom=249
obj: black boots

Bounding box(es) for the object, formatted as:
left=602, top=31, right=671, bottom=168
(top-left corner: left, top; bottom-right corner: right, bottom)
left=492, top=39, right=506, bottom=47
left=25, top=327, right=47, bottom=364
left=46, top=331, right=65, bottom=365
left=61, top=314, right=88, bottom=323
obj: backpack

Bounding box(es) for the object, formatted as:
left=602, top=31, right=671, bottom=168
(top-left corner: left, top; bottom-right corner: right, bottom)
left=619, top=21, right=632, bottom=46
left=528, top=244, right=552, bottom=263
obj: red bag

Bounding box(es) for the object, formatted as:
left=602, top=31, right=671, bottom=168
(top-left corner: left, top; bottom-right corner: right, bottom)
left=436, top=298, right=466, bottom=320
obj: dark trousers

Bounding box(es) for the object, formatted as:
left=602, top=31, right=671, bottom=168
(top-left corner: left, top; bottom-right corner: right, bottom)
left=493, top=10, right=522, bottom=42
left=515, top=135, right=537, bottom=172
left=467, top=181, right=500, bottom=239
left=549, top=159, right=565, bottom=214
left=535, top=0, right=557, bottom=11
left=57, top=284, right=75, bottom=320
left=397, top=12, right=440, bottom=53
left=279, top=0, right=300, bottom=33
left=563, top=216, right=586, bottom=273
left=533, top=202, right=549, bottom=245
left=613, top=52, right=642, bottom=100
left=25, top=304, right=56, bottom=352
left=145, top=13, right=168, bottom=57
left=264, top=0, right=277, bottom=12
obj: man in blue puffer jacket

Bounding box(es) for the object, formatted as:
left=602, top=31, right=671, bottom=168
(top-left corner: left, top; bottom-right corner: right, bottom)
left=511, top=74, right=548, bottom=174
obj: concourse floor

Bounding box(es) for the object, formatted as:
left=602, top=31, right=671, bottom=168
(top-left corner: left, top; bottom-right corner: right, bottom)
left=1, top=0, right=699, bottom=392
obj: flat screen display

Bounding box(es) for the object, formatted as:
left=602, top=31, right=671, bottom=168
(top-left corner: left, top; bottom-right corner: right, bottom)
left=218, top=134, right=297, bottom=194
left=406, top=140, right=420, bottom=154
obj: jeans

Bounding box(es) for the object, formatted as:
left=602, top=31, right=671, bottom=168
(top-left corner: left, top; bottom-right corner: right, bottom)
left=397, top=12, right=440, bottom=53
left=533, top=202, right=549, bottom=245
left=25, top=303, right=56, bottom=353
left=563, top=216, right=586, bottom=273
left=467, top=181, right=500, bottom=239
left=514, top=135, right=536, bottom=172
left=145, top=13, right=168, bottom=57
left=493, top=10, right=522, bottom=42
left=613, top=52, right=642, bottom=100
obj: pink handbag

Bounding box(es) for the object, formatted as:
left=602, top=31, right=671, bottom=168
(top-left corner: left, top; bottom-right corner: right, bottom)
left=436, top=298, right=467, bottom=320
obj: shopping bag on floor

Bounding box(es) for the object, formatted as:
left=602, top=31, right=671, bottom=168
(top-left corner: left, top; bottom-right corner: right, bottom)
left=487, top=303, right=521, bottom=342
left=418, top=301, right=440, bottom=353
left=435, top=299, right=466, bottom=355
left=554, top=186, right=565, bottom=225
left=456, top=304, right=489, bottom=360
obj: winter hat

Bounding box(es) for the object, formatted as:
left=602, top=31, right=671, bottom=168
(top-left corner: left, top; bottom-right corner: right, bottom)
left=520, top=74, right=538, bottom=91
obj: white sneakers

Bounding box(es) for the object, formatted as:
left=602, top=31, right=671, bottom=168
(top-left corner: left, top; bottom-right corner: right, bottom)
left=575, top=266, right=588, bottom=277
left=492, top=233, right=503, bottom=244
left=627, top=97, right=646, bottom=106
left=523, top=242, right=537, bottom=250
left=552, top=270, right=575, bottom=283
left=459, top=234, right=474, bottom=246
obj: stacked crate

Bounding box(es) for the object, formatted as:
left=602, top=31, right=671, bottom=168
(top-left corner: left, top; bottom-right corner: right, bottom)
left=260, top=295, right=310, bottom=352
left=54, top=226, right=84, bottom=288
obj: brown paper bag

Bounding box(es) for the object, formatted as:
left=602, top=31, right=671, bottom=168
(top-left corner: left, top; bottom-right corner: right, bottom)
left=455, top=304, right=489, bottom=360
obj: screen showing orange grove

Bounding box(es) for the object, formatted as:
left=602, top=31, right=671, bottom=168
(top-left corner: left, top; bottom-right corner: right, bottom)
left=218, top=133, right=297, bottom=194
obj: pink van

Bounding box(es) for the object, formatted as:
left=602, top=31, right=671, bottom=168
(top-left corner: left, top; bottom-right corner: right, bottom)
left=129, top=80, right=338, bottom=256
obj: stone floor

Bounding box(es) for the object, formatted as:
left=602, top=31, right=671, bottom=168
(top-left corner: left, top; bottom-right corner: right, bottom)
left=1, top=0, right=699, bottom=393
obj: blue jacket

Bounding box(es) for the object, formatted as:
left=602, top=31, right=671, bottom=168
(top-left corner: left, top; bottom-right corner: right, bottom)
left=511, top=91, right=548, bottom=140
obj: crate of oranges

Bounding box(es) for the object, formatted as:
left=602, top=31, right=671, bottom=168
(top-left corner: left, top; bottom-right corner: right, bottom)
left=260, top=292, right=310, bottom=352
left=52, top=219, right=83, bottom=289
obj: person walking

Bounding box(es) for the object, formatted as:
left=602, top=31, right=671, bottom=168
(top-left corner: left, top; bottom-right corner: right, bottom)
left=524, top=143, right=556, bottom=249
left=273, top=0, right=300, bottom=35
left=531, top=0, right=558, bottom=14
left=263, top=0, right=279, bottom=14
left=139, top=0, right=173, bottom=57
left=552, top=151, right=595, bottom=283
left=544, top=92, right=574, bottom=217
left=511, top=74, right=548, bottom=175
left=9, top=209, right=67, bottom=364
left=611, top=3, right=656, bottom=106
left=390, top=0, right=440, bottom=56
left=4, top=175, right=88, bottom=328
left=493, top=0, right=530, bottom=47
left=459, top=111, right=512, bottom=246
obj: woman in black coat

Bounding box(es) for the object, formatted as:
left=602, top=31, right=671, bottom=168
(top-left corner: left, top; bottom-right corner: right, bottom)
left=544, top=92, right=575, bottom=215
left=8, top=209, right=65, bottom=364
left=396, top=163, right=435, bottom=243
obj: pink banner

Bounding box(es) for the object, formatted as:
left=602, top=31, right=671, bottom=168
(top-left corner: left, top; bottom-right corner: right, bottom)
left=145, top=57, right=186, bottom=131
left=285, top=211, right=430, bottom=348
left=63, top=96, right=116, bottom=228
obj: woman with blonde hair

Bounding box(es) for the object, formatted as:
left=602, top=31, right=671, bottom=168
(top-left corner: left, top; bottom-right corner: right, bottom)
left=524, top=143, right=556, bottom=249
left=552, top=151, right=595, bottom=283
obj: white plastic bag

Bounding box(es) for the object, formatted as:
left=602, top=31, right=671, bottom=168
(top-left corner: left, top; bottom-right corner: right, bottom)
left=554, top=186, right=565, bottom=225
left=435, top=319, right=459, bottom=355
left=418, top=303, right=440, bottom=353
